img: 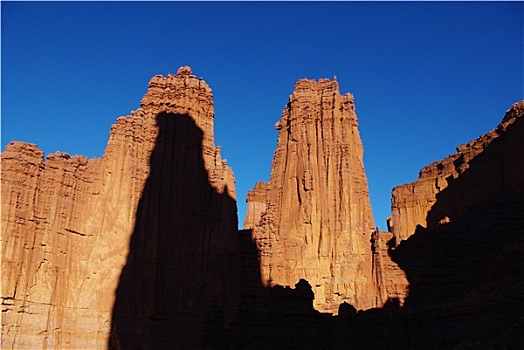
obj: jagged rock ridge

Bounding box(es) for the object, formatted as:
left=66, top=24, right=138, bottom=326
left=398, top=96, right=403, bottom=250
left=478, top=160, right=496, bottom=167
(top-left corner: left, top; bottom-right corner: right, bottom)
left=390, top=101, right=524, bottom=243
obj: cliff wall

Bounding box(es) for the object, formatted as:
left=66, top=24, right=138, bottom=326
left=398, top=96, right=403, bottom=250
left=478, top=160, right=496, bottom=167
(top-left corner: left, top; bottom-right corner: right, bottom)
left=237, top=98, right=524, bottom=349
left=1, top=67, right=238, bottom=349
left=390, top=101, right=524, bottom=242
left=3, top=66, right=522, bottom=348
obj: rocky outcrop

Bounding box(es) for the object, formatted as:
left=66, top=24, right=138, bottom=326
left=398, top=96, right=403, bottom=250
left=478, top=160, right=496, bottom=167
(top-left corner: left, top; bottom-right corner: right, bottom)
left=390, top=101, right=524, bottom=243
left=238, top=197, right=524, bottom=349
left=376, top=101, right=524, bottom=309
left=235, top=98, right=524, bottom=348
left=243, top=181, right=267, bottom=230
left=250, top=78, right=378, bottom=313
left=4, top=63, right=522, bottom=348
left=370, top=229, right=409, bottom=306
left=1, top=67, right=238, bottom=349
left=1, top=143, right=106, bottom=349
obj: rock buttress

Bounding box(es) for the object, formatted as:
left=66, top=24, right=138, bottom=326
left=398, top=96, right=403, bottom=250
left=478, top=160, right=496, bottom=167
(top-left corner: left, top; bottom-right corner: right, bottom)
left=251, top=78, right=377, bottom=313
left=1, top=66, right=239, bottom=349
left=390, top=101, right=524, bottom=243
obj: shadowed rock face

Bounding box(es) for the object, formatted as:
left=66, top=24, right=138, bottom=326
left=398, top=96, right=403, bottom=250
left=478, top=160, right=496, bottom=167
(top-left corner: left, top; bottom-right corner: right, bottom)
left=109, top=112, right=239, bottom=349
left=390, top=101, right=524, bottom=243
left=2, top=66, right=523, bottom=349
left=1, top=67, right=238, bottom=349
left=234, top=202, right=524, bottom=350
left=249, top=78, right=378, bottom=313
left=237, top=99, right=524, bottom=348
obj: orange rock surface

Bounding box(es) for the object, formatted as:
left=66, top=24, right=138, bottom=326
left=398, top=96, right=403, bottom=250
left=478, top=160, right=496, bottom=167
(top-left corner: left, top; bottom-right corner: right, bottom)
left=390, top=101, right=524, bottom=243
left=1, top=67, right=238, bottom=349
left=370, top=229, right=409, bottom=306
left=243, top=181, right=267, bottom=230
left=250, top=78, right=378, bottom=313
left=237, top=98, right=524, bottom=348
left=3, top=63, right=522, bottom=348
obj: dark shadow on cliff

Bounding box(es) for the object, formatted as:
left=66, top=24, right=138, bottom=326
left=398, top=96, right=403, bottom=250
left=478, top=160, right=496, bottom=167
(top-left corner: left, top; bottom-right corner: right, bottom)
left=385, top=199, right=524, bottom=349
left=384, top=113, right=524, bottom=348
left=227, top=112, right=524, bottom=349
left=107, top=111, right=332, bottom=349
left=109, top=111, right=524, bottom=349
left=109, top=112, right=239, bottom=349
left=425, top=113, right=523, bottom=229
left=227, top=262, right=334, bottom=350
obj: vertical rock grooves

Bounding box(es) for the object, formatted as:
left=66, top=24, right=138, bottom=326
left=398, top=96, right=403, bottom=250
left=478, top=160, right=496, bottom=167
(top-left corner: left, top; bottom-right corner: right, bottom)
left=249, top=78, right=378, bottom=313
left=1, top=67, right=238, bottom=349
left=3, top=64, right=523, bottom=348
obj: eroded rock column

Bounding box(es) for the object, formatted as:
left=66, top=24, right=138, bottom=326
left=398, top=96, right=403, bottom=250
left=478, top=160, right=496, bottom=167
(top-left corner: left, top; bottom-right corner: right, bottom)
left=250, top=78, right=377, bottom=313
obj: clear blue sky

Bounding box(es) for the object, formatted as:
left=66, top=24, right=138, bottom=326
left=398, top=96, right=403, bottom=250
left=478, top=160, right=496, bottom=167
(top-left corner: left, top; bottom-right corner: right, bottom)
left=2, top=1, right=523, bottom=230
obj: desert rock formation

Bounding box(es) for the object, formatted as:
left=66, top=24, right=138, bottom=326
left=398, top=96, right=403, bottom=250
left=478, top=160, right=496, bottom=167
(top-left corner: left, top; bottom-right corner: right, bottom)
left=390, top=101, right=524, bottom=243
left=3, top=65, right=523, bottom=348
left=374, top=101, right=524, bottom=310
left=1, top=67, right=238, bottom=349
left=370, top=228, right=409, bottom=306
left=243, top=181, right=267, bottom=230
left=249, top=78, right=379, bottom=313
left=237, top=98, right=524, bottom=349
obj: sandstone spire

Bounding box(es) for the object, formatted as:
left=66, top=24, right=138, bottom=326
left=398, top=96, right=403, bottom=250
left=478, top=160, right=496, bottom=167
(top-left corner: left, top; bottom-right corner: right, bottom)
left=1, top=67, right=238, bottom=349
left=249, top=78, right=377, bottom=313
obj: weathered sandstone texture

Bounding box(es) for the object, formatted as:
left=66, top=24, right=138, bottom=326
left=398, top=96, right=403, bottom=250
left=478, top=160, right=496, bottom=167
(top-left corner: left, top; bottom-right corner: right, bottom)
left=4, top=62, right=522, bottom=349
left=243, top=181, right=267, bottom=230
left=1, top=67, right=238, bottom=349
left=249, top=78, right=379, bottom=313
left=390, top=101, right=524, bottom=243
left=236, top=99, right=524, bottom=349
left=370, top=229, right=409, bottom=306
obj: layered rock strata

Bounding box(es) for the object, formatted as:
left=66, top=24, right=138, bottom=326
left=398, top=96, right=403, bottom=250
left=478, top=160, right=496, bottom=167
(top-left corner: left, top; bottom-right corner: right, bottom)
left=249, top=78, right=378, bottom=313
left=390, top=101, right=524, bottom=243
left=1, top=67, right=238, bottom=349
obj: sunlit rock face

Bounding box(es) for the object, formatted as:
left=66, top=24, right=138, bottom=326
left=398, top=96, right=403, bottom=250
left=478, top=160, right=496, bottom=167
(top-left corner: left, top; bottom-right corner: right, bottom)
left=250, top=78, right=378, bottom=313
left=1, top=67, right=238, bottom=349
left=243, top=181, right=267, bottom=230
left=390, top=101, right=524, bottom=243
left=240, top=98, right=524, bottom=348
left=3, top=61, right=522, bottom=349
